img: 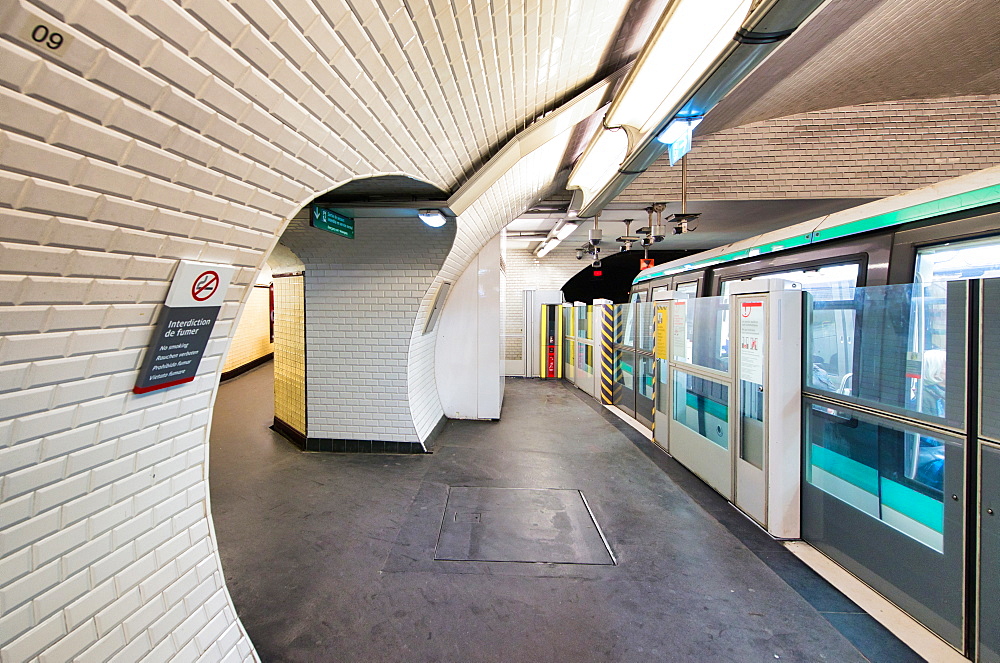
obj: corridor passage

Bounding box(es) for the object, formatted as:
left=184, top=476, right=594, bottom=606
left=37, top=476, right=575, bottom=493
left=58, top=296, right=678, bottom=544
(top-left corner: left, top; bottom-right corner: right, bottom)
left=209, top=364, right=919, bottom=663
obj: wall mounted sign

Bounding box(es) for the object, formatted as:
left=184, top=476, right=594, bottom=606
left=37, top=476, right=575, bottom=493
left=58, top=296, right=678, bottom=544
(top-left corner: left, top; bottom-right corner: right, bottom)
left=739, top=299, right=765, bottom=384
left=311, top=205, right=354, bottom=239
left=671, top=300, right=688, bottom=363
left=654, top=305, right=669, bottom=361
left=133, top=261, right=235, bottom=394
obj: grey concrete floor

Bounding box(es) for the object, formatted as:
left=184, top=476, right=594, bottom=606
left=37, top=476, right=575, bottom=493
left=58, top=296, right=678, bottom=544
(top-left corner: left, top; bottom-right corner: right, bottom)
left=209, top=363, right=921, bottom=663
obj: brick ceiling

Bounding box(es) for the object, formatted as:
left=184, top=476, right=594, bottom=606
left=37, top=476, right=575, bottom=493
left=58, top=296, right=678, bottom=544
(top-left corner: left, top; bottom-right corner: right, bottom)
left=698, top=0, right=1000, bottom=135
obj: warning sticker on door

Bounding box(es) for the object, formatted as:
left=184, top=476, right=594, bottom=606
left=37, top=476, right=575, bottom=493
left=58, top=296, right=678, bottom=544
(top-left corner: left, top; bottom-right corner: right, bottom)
left=739, top=299, right=765, bottom=384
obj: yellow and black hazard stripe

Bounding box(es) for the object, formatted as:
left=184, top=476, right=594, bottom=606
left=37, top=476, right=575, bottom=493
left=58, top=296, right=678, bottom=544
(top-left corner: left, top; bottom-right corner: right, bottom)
left=650, top=375, right=656, bottom=439
left=599, top=304, right=614, bottom=404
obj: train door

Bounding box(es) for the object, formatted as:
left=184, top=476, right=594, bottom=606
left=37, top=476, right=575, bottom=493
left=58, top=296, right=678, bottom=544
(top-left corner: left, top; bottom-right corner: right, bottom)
left=562, top=304, right=575, bottom=381
left=979, top=443, right=1000, bottom=663
left=666, top=295, right=734, bottom=498
left=634, top=301, right=656, bottom=428
left=611, top=302, right=638, bottom=421
left=978, top=278, right=1000, bottom=663
left=729, top=281, right=803, bottom=537
left=573, top=305, right=596, bottom=397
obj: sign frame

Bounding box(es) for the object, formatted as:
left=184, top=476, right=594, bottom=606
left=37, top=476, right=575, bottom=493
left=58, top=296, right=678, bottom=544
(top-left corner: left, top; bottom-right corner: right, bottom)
left=133, top=261, right=235, bottom=395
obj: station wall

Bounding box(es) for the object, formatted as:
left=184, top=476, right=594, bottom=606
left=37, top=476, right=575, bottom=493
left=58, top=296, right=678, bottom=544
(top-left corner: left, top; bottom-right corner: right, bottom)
left=0, top=1, right=572, bottom=659
left=272, top=275, right=305, bottom=439
left=220, top=286, right=272, bottom=376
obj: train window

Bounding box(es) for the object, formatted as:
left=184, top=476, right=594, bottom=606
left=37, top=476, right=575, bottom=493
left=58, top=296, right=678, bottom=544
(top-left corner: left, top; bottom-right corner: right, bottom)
left=721, top=263, right=859, bottom=299
left=915, top=234, right=1000, bottom=284
left=675, top=281, right=698, bottom=297
left=651, top=286, right=671, bottom=301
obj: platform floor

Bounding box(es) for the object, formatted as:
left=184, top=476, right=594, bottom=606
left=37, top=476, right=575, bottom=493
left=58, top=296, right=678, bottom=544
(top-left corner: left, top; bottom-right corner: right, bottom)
left=209, top=363, right=922, bottom=663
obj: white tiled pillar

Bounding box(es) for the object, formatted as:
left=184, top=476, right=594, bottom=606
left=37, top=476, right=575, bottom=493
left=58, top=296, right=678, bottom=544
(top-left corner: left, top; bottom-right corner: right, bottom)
left=278, top=210, right=456, bottom=446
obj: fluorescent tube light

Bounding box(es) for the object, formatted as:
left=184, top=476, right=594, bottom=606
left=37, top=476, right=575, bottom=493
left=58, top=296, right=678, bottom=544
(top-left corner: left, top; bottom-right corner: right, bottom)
left=567, top=128, right=630, bottom=206
left=606, top=0, right=752, bottom=134
left=555, top=222, right=579, bottom=240
left=418, top=210, right=447, bottom=227
left=568, top=0, right=749, bottom=209
left=536, top=240, right=555, bottom=258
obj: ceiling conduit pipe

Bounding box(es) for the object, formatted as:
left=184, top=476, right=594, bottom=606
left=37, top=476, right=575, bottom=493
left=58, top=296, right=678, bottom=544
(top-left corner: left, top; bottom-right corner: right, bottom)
left=576, top=0, right=827, bottom=219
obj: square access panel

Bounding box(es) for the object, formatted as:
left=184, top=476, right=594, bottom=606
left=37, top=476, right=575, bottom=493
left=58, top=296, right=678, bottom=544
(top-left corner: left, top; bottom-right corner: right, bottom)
left=434, top=487, right=615, bottom=565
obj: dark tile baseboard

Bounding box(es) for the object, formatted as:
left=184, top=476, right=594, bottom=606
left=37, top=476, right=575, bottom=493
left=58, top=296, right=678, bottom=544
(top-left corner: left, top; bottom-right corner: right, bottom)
left=271, top=416, right=306, bottom=448
left=271, top=417, right=428, bottom=454
left=301, top=438, right=427, bottom=454
left=221, top=353, right=274, bottom=382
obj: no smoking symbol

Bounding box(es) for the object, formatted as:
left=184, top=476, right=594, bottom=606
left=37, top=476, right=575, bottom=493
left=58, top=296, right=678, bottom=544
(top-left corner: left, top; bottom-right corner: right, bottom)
left=192, top=271, right=220, bottom=302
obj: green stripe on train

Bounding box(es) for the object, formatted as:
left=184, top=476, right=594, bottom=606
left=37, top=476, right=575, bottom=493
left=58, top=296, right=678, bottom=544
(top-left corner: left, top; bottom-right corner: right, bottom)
left=685, top=393, right=728, bottom=423
left=880, top=478, right=944, bottom=533
left=809, top=444, right=879, bottom=495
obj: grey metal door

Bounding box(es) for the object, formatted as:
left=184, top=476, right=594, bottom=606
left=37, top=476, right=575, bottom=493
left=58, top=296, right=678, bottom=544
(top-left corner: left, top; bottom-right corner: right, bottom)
left=979, top=442, right=1000, bottom=663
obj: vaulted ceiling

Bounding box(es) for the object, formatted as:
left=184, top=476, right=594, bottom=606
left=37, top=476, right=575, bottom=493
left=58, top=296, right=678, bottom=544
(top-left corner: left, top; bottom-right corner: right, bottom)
left=266, top=0, right=667, bottom=193
left=509, top=0, right=1000, bottom=256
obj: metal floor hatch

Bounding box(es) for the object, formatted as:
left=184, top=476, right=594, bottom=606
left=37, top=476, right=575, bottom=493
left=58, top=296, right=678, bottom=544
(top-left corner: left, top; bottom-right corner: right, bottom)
left=434, top=487, right=616, bottom=565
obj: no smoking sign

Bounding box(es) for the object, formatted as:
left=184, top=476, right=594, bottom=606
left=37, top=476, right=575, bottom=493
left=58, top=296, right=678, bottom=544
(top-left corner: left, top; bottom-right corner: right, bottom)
left=135, top=261, right=236, bottom=394
left=164, top=261, right=234, bottom=308
left=192, top=270, right=220, bottom=302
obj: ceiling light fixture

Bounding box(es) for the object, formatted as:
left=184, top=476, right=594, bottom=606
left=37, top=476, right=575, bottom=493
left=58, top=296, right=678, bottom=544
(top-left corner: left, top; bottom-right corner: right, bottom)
left=418, top=209, right=447, bottom=227
left=568, top=0, right=752, bottom=209
left=555, top=221, right=579, bottom=241
left=566, top=128, right=630, bottom=201
left=536, top=240, right=555, bottom=258
left=605, top=0, right=752, bottom=134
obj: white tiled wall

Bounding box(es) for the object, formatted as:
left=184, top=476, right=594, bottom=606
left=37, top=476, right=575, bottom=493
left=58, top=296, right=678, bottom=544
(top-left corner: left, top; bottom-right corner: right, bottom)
left=221, top=287, right=273, bottom=374
left=407, top=129, right=577, bottom=421
left=502, top=243, right=584, bottom=361
left=279, top=210, right=456, bottom=444
left=0, top=0, right=625, bottom=659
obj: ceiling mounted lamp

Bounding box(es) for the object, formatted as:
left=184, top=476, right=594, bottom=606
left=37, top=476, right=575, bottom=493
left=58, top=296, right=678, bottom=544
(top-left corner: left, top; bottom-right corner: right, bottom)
left=533, top=220, right=581, bottom=259
left=554, top=221, right=579, bottom=241
left=418, top=209, right=447, bottom=227
left=567, top=127, right=630, bottom=201
left=605, top=0, right=753, bottom=134
left=536, top=239, right=556, bottom=258
left=568, top=0, right=753, bottom=209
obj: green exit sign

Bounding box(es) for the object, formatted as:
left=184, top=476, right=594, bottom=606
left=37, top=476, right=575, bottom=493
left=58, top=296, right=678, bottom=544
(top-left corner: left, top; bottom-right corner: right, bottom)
left=311, top=206, right=354, bottom=239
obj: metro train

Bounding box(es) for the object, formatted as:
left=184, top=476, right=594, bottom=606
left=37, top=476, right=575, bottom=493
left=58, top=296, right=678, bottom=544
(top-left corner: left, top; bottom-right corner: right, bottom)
left=603, top=171, right=1000, bottom=655
left=630, top=184, right=1000, bottom=301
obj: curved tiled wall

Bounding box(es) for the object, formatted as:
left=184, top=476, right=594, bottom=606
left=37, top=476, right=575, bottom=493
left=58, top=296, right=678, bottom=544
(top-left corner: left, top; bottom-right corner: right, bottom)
left=0, top=1, right=590, bottom=659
